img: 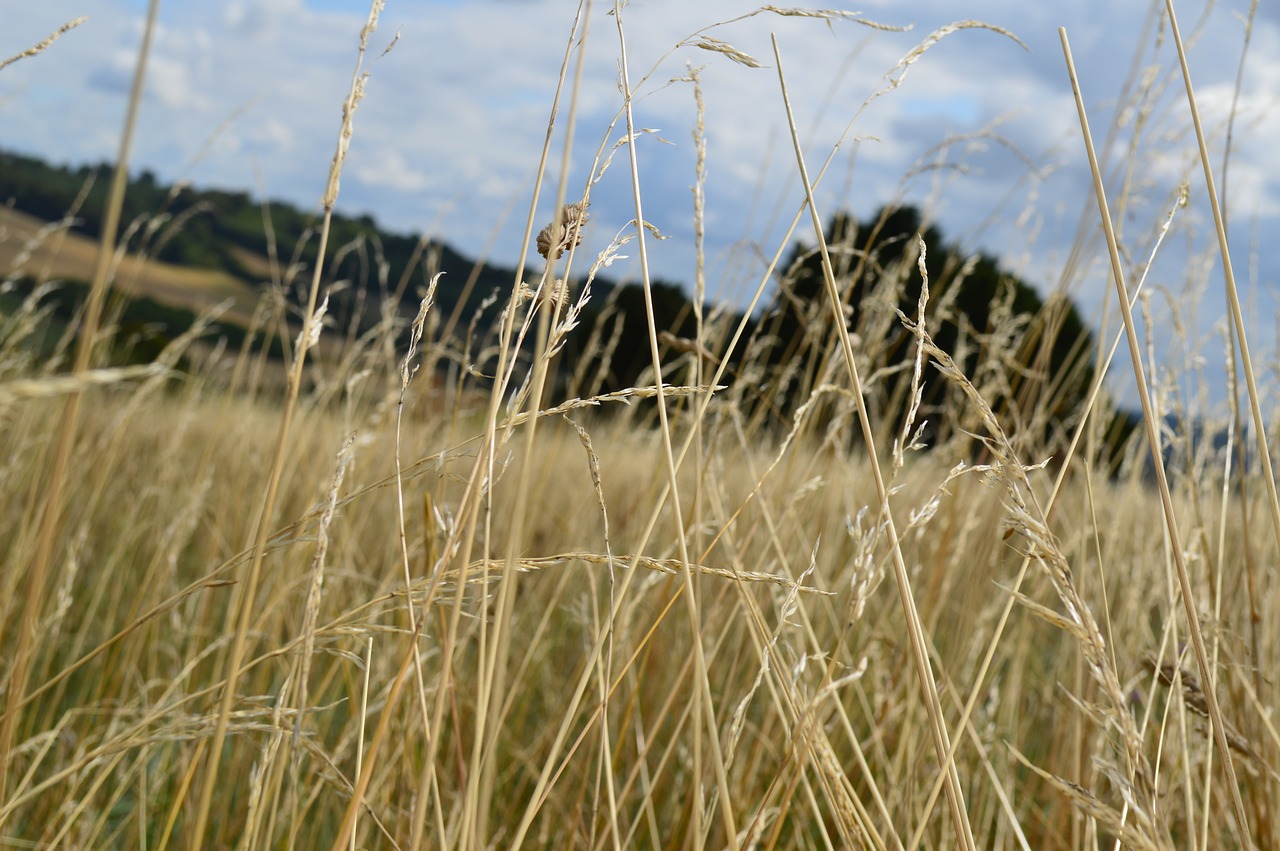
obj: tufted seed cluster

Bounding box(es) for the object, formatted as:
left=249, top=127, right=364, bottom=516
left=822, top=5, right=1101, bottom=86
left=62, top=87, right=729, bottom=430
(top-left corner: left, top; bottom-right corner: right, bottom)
left=535, top=201, right=589, bottom=260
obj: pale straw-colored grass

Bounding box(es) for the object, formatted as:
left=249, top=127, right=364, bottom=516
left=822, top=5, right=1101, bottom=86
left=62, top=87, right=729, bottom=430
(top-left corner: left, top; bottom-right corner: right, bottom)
left=0, top=2, right=1276, bottom=849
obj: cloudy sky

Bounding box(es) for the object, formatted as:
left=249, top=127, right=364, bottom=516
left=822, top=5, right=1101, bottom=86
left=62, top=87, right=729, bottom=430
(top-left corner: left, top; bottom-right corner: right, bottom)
left=3, top=0, right=1278, bottom=407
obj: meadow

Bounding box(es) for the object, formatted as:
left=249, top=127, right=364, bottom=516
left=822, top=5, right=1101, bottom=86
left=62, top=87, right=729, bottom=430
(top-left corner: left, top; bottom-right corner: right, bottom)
left=1, top=2, right=1276, bottom=849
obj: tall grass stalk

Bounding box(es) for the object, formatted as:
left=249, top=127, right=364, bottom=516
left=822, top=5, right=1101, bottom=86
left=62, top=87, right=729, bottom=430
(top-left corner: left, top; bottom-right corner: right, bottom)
left=614, top=6, right=740, bottom=848
left=0, top=0, right=160, bottom=813
left=4, top=4, right=1279, bottom=849
left=1061, top=23, right=1250, bottom=844
left=190, top=1, right=385, bottom=842
left=1165, top=0, right=1280, bottom=600
left=773, top=36, right=976, bottom=851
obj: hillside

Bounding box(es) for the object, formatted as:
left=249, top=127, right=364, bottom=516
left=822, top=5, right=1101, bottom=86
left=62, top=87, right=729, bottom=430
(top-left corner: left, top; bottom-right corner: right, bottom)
left=0, top=148, right=539, bottom=328
left=0, top=205, right=261, bottom=325
left=0, top=146, right=1134, bottom=456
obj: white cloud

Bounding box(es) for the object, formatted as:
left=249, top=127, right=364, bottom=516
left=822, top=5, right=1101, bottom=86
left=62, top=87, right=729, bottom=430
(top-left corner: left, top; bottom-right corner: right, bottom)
left=351, top=146, right=431, bottom=193
left=146, top=53, right=200, bottom=109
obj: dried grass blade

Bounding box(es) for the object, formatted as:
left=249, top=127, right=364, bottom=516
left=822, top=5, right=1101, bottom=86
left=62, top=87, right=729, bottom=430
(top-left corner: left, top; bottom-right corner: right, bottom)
left=1061, top=22, right=1250, bottom=843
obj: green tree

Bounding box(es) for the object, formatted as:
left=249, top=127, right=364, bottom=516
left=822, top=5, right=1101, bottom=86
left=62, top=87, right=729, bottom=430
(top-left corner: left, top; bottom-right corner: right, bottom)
left=760, top=205, right=1103, bottom=456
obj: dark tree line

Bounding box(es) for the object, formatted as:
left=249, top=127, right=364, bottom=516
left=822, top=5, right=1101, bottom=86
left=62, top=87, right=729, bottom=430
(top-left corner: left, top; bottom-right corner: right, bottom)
left=563, top=204, right=1134, bottom=463
left=1, top=146, right=1133, bottom=460
left=755, top=206, right=1117, bottom=454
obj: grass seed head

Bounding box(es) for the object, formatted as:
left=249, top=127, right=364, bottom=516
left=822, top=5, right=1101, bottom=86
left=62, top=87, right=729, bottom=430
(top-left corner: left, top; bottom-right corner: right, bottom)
left=519, top=278, right=570, bottom=310
left=536, top=202, right=589, bottom=260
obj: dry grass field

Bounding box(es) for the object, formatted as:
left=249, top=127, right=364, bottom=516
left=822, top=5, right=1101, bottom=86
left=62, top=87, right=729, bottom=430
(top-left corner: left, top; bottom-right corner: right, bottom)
left=1, top=3, right=1276, bottom=850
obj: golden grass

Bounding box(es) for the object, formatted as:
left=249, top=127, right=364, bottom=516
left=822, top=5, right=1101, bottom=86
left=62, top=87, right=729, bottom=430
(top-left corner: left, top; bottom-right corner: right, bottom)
left=0, top=358, right=1273, bottom=848
left=0, top=2, right=1276, bottom=849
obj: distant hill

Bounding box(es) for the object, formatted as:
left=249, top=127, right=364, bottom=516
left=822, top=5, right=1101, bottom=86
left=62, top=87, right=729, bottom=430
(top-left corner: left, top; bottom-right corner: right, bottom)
left=0, top=146, right=1136, bottom=465
left=0, top=147, right=537, bottom=328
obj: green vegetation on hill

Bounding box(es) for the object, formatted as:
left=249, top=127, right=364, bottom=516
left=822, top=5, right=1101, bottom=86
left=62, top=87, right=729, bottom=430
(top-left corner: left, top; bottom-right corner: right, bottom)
left=1, top=146, right=1128, bottom=457
left=558, top=204, right=1133, bottom=461
left=0, top=275, right=282, bottom=370
left=0, top=148, right=511, bottom=323
left=752, top=206, right=1127, bottom=455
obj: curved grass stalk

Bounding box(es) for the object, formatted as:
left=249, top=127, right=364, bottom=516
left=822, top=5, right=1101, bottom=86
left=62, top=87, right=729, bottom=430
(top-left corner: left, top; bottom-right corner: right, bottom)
left=1061, top=22, right=1251, bottom=844
left=771, top=35, right=976, bottom=851
left=190, top=2, right=386, bottom=844
left=0, top=0, right=161, bottom=816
